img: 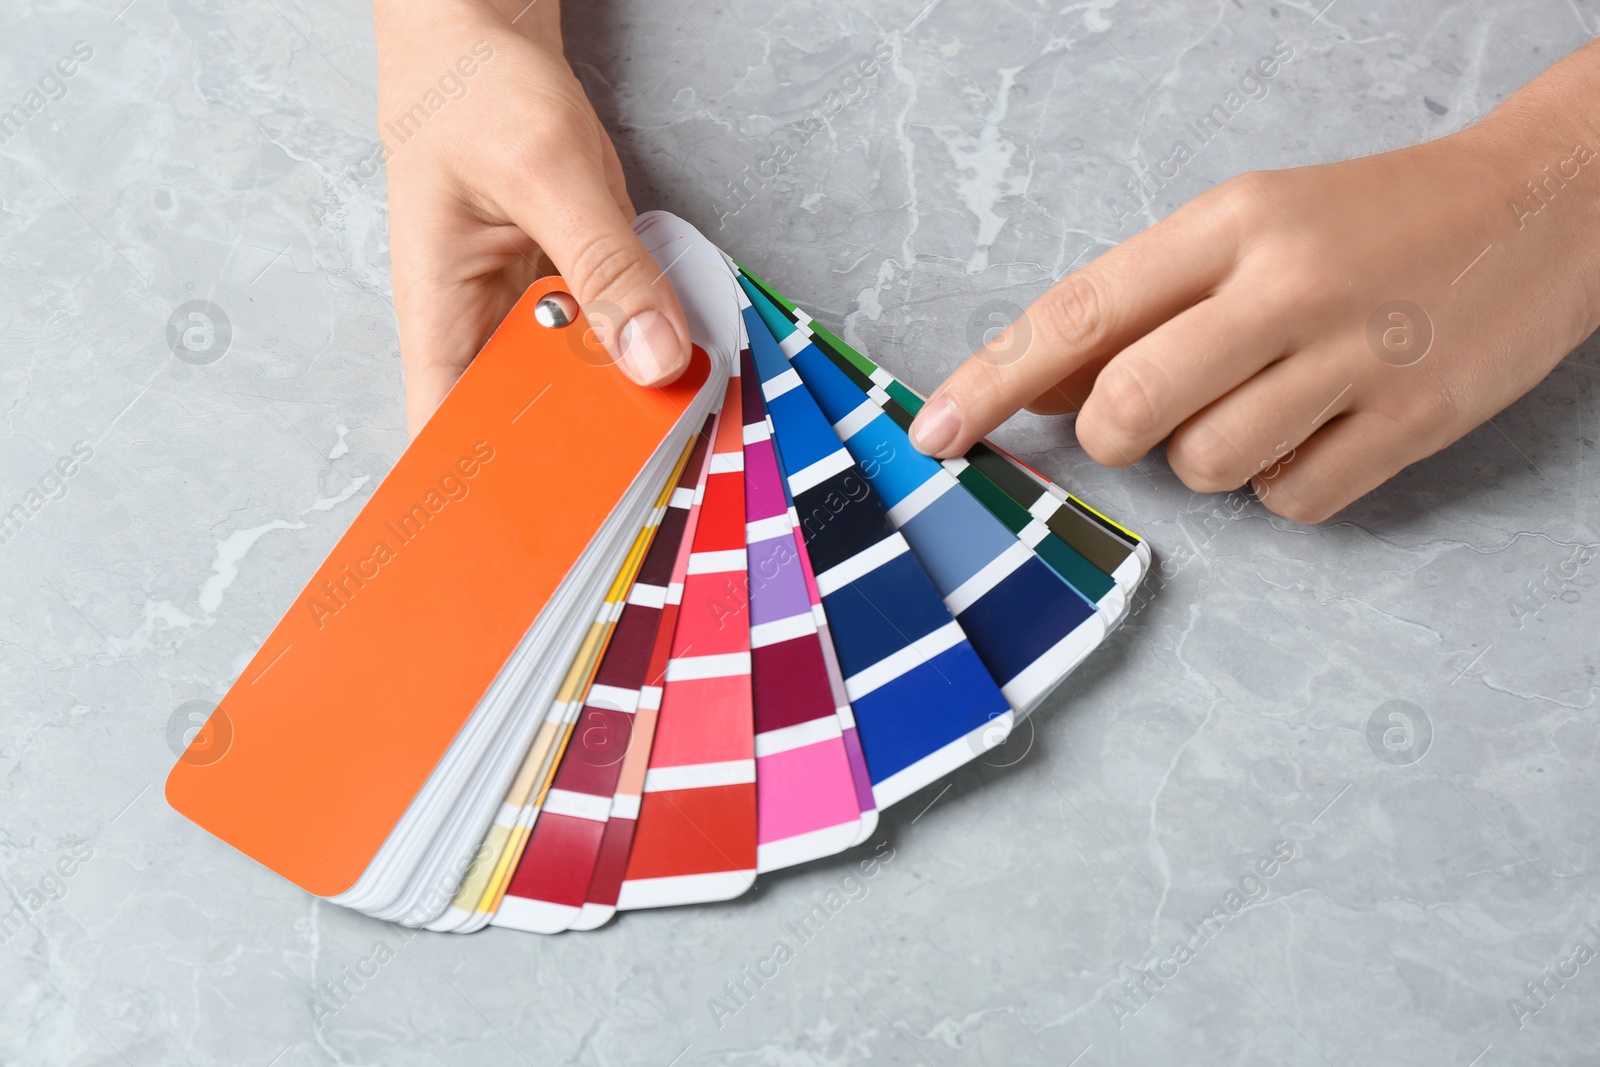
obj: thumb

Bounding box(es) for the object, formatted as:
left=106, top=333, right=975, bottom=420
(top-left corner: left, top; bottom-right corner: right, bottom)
left=508, top=174, right=692, bottom=387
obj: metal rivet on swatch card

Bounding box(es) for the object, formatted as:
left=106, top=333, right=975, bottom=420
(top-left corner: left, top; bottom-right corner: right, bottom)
left=1365, top=300, right=1433, bottom=367
left=533, top=291, right=579, bottom=329
left=166, top=300, right=232, bottom=365
left=1365, top=699, right=1432, bottom=766
left=165, top=699, right=233, bottom=766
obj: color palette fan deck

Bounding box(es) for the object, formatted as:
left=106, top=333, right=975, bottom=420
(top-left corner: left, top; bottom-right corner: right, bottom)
left=165, top=213, right=1149, bottom=931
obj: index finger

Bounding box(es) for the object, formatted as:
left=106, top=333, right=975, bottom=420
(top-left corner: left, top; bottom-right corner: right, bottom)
left=908, top=191, right=1244, bottom=458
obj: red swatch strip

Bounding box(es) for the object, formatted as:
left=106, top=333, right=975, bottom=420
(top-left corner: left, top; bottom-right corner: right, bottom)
left=618, top=375, right=757, bottom=909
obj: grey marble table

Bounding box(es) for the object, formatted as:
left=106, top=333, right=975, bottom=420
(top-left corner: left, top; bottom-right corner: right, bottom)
left=4, top=0, right=1599, bottom=1063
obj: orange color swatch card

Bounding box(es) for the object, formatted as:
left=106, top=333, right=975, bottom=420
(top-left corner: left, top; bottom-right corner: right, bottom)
left=166, top=271, right=727, bottom=911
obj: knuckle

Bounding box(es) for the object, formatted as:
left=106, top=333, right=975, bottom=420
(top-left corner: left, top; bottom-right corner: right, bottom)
left=1202, top=171, right=1291, bottom=246
left=1206, top=173, right=1268, bottom=225
left=1075, top=421, right=1129, bottom=467
left=1208, top=174, right=1255, bottom=211
left=1376, top=387, right=1457, bottom=455
left=1032, top=272, right=1109, bottom=352
left=1168, top=426, right=1245, bottom=493
left=1263, top=484, right=1334, bottom=525
left=1240, top=258, right=1328, bottom=330
left=563, top=231, right=648, bottom=304
left=515, top=96, right=597, bottom=153
left=1273, top=275, right=1324, bottom=326
left=495, top=116, right=590, bottom=182
left=1074, top=411, right=1146, bottom=468
left=1405, top=385, right=1459, bottom=432
left=1087, top=359, right=1161, bottom=443
left=1271, top=264, right=1331, bottom=321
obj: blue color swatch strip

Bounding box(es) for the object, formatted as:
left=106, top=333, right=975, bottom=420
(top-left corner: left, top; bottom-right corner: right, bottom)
left=740, top=277, right=1106, bottom=714
left=739, top=290, right=1012, bottom=808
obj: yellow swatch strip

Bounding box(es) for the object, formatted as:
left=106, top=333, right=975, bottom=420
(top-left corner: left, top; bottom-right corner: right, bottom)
left=1065, top=493, right=1142, bottom=543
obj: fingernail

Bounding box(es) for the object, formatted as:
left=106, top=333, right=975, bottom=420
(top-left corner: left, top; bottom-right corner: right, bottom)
left=910, top=393, right=962, bottom=456
left=618, top=310, right=679, bottom=384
